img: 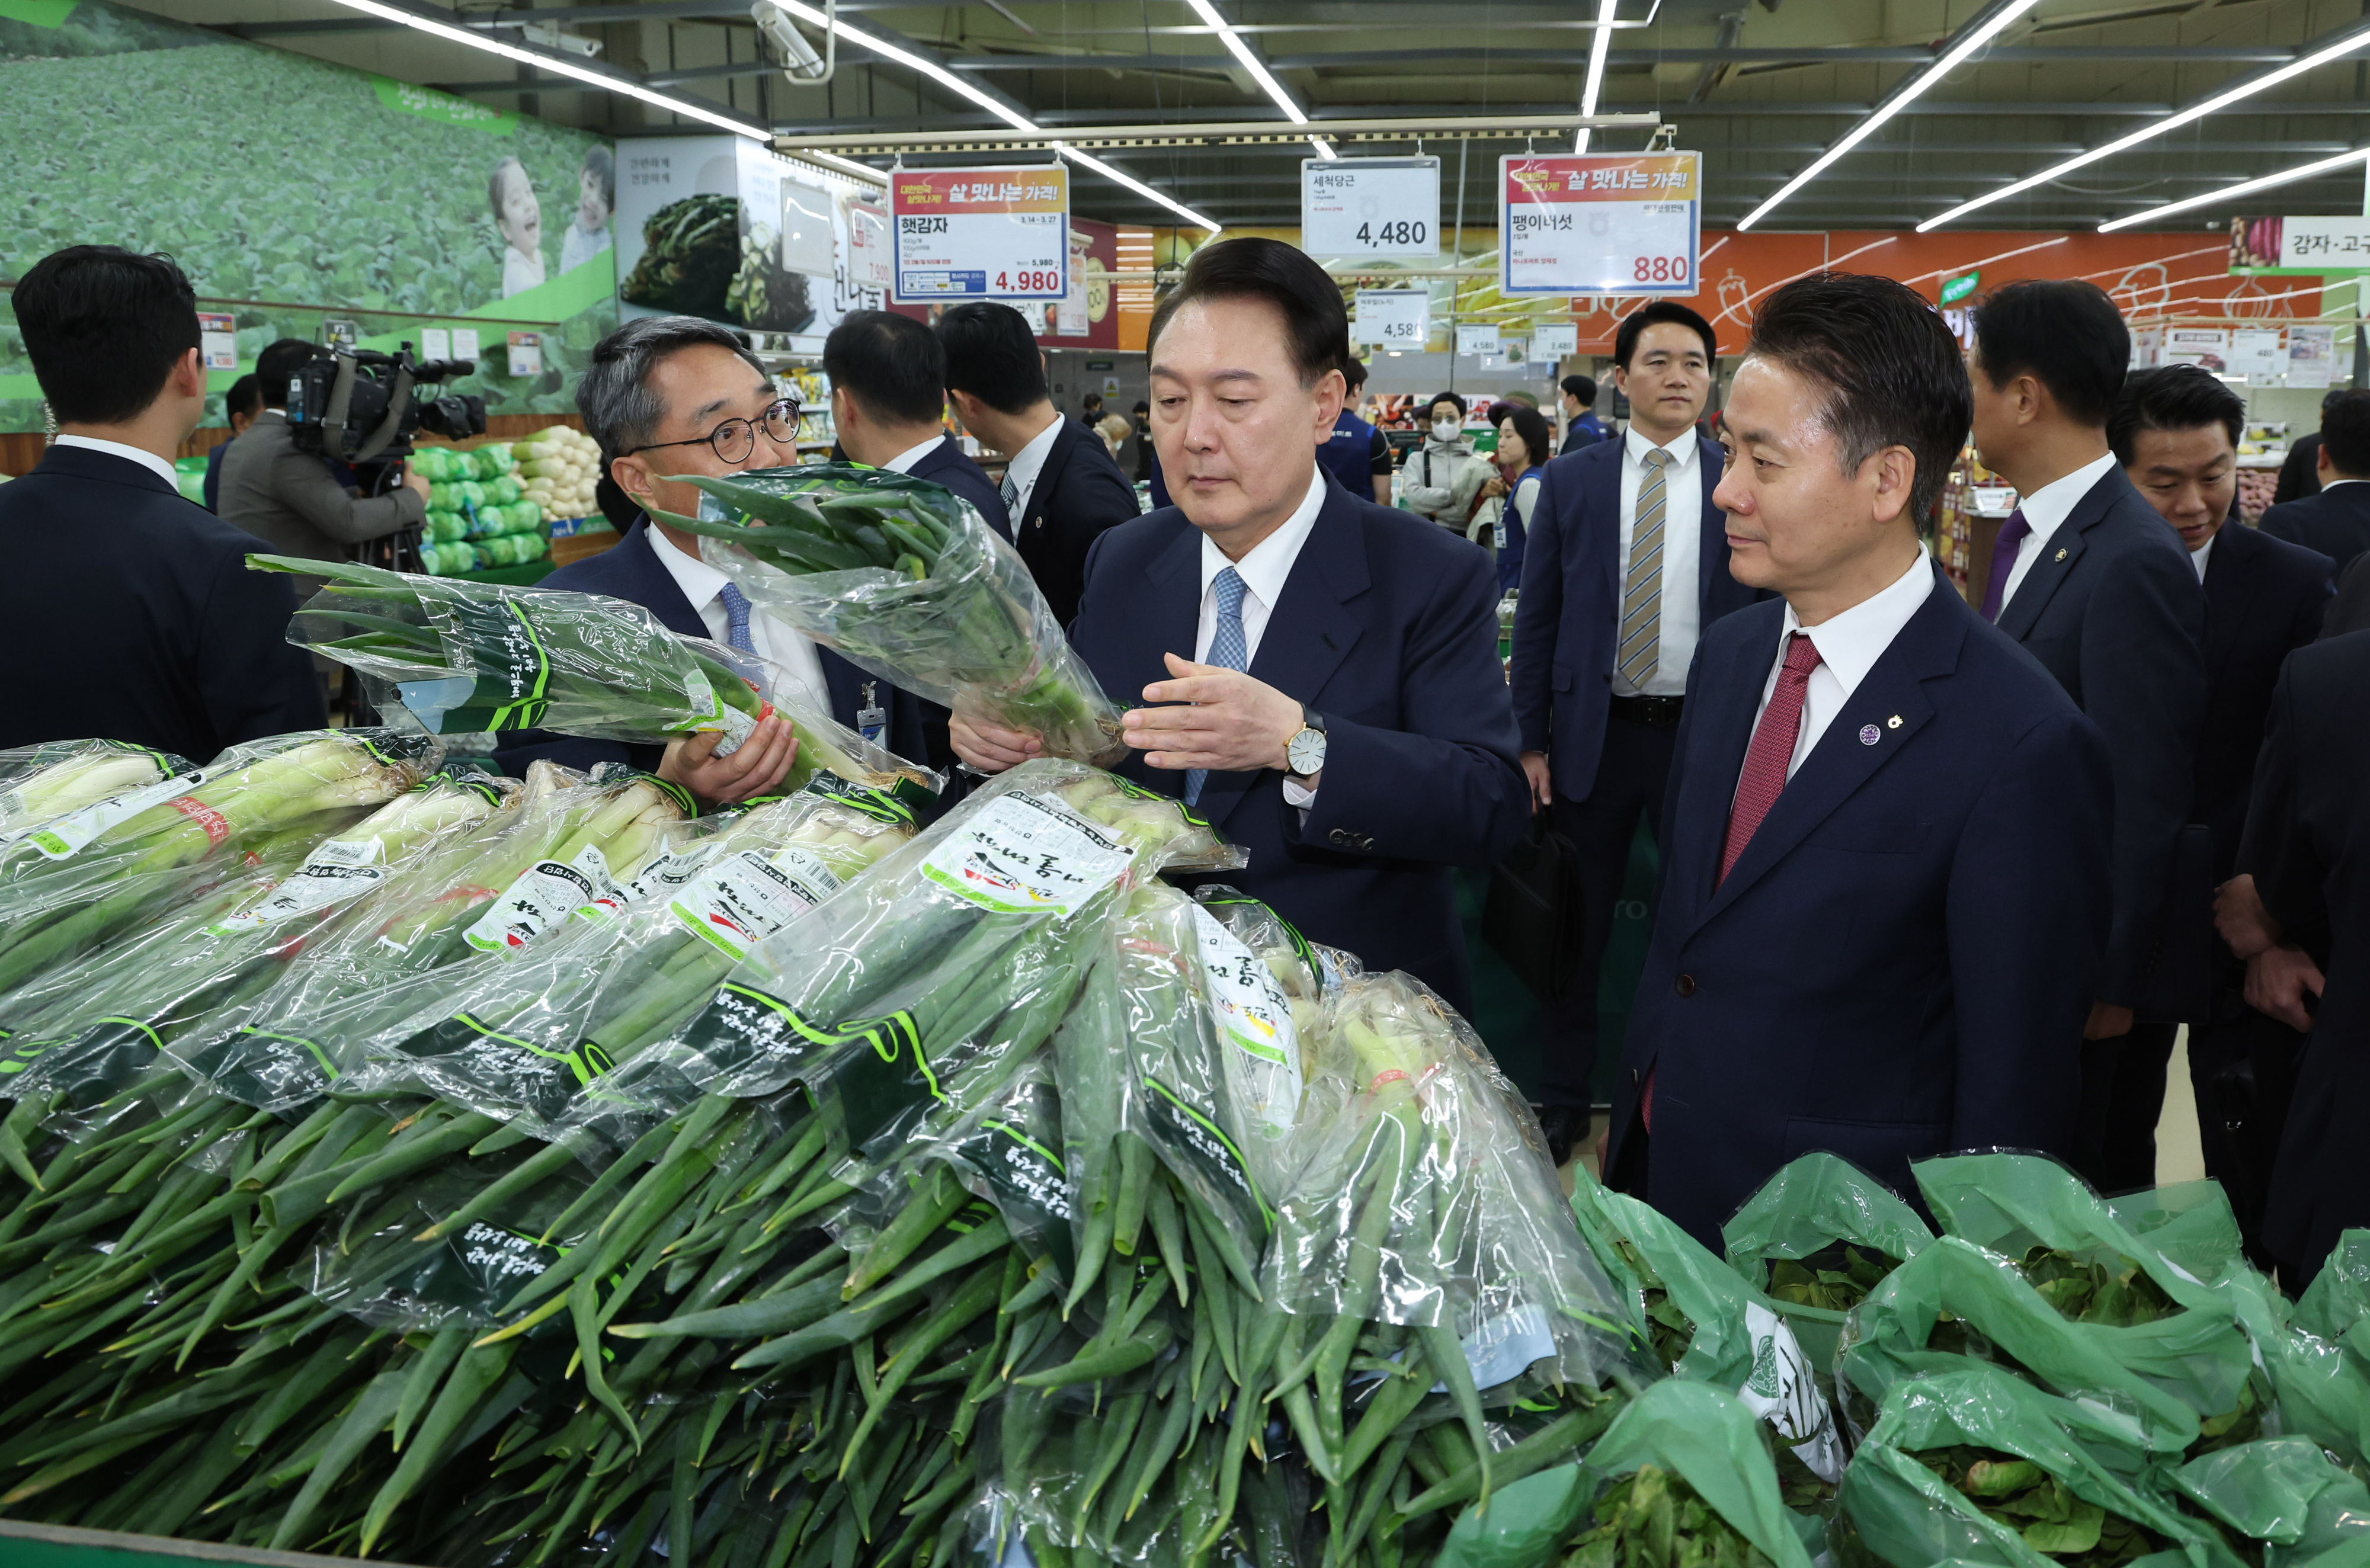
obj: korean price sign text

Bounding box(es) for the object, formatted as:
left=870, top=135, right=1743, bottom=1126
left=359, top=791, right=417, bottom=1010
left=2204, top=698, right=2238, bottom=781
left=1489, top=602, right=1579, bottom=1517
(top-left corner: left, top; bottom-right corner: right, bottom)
left=892, top=165, right=1070, bottom=302
left=1353, top=288, right=1430, bottom=347
left=1499, top=152, right=1701, bottom=297
left=1302, top=157, right=1440, bottom=257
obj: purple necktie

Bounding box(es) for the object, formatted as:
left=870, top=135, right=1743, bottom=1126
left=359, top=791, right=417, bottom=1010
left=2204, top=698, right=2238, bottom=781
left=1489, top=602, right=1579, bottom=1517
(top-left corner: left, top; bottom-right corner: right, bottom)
left=1980, top=507, right=2032, bottom=624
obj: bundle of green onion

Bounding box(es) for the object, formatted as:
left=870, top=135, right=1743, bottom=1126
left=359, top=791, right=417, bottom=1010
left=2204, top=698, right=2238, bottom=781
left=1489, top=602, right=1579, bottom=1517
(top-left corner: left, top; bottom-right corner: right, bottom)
left=651, top=464, right=1127, bottom=767
left=0, top=740, right=191, bottom=841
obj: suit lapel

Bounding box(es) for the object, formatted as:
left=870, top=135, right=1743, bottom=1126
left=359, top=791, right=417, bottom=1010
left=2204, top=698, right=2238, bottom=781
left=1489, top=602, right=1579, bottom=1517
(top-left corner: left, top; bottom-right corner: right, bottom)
left=1027, top=421, right=1075, bottom=528
left=1196, top=487, right=1371, bottom=831
left=1585, top=441, right=1625, bottom=613
left=1694, top=435, right=1727, bottom=611
left=2202, top=523, right=2257, bottom=675
left=1700, top=578, right=1964, bottom=920
left=1668, top=608, right=1771, bottom=915
left=1130, top=520, right=1208, bottom=803
left=1996, top=467, right=2121, bottom=640
left=619, top=521, right=709, bottom=640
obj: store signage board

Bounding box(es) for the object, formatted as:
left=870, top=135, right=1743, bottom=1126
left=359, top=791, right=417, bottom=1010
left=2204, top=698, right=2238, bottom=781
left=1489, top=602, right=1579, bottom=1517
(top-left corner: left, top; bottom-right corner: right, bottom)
left=2165, top=328, right=2233, bottom=371
left=848, top=203, right=892, bottom=291
left=2289, top=325, right=2337, bottom=389
left=2229, top=215, right=2370, bottom=275
left=1498, top=152, right=1700, bottom=296
left=780, top=179, right=835, bottom=277
left=1532, top=322, right=1579, bottom=361
left=1302, top=157, right=1440, bottom=257
left=507, top=331, right=543, bottom=378
left=323, top=320, right=360, bottom=351
left=1456, top=323, right=1501, bottom=356
left=2230, top=328, right=2285, bottom=383
left=451, top=328, right=481, bottom=363
left=197, top=312, right=236, bottom=372
left=421, top=328, right=451, bottom=362
left=1354, top=288, right=1430, bottom=347
left=1939, top=270, right=1980, bottom=305
left=891, top=165, right=1069, bottom=302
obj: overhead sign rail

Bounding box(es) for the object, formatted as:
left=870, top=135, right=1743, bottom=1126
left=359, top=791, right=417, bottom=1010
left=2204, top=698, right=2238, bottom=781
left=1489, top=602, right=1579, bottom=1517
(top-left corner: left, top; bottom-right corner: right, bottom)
left=773, top=112, right=1663, bottom=160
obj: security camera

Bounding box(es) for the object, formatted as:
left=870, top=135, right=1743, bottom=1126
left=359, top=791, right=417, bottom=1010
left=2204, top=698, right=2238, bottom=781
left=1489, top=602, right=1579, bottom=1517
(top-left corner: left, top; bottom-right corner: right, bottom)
left=521, top=20, right=600, bottom=56
left=751, top=0, right=834, bottom=82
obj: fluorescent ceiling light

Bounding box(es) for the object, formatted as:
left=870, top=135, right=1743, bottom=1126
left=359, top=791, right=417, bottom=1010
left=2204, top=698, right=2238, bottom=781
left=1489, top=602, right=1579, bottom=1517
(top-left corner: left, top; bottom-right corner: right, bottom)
left=2097, top=146, right=2370, bottom=232
left=1179, top=0, right=1308, bottom=124
left=321, top=0, right=765, bottom=136
left=1924, top=18, right=2370, bottom=230
left=1739, top=0, right=2040, bottom=231
left=1574, top=0, right=1618, bottom=152
left=764, top=0, right=1220, bottom=229
left=1309, top=137, right=1338, bottom=159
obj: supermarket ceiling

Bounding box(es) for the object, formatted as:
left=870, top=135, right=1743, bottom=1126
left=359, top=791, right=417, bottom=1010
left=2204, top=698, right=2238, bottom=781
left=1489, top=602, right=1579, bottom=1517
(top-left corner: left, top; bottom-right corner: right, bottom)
left=127, top=0, right=2370, bottom=233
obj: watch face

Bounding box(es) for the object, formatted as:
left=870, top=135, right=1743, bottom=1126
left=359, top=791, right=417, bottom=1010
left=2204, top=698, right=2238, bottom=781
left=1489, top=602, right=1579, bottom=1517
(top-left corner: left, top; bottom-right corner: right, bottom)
left=1287, top=729, right=1325, bottom=774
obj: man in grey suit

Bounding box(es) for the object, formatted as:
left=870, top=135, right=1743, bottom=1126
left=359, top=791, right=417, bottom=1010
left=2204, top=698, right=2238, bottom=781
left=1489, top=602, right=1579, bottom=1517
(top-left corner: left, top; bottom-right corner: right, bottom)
left=218, top=337, right=428, bottom=573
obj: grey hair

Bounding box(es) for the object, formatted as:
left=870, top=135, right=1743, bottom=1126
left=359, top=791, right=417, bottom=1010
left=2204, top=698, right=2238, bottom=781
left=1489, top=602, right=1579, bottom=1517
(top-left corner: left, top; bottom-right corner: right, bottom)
left=576, top=314, right=769, bottom=458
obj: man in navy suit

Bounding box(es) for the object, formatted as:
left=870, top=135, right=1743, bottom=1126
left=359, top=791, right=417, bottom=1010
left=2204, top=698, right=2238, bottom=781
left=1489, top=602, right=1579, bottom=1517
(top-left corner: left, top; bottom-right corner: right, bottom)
left=2109, top=367, right=2332, bottom=1230
left=825, top=310, right=1010, bottom=541
left=937, top=302, right=1139, bottom=626
left=947, top=237, right=1527, bottom=1008
left=1606, top=272, right=2112, bottom=1246
left=493, top=316, right=927, bottom=797
left=1509, top=300, right=1763, bottom=1164
left=1967, top=279, right=2208, bottom=1194
left=2260, top=390, right=2370, bottom=574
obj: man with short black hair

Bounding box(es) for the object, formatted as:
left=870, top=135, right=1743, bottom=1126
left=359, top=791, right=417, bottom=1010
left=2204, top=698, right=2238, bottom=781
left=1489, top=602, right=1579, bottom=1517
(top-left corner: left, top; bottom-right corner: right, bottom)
left=1334, top=358, right=1394, bottom=505
left=493, top=314, right=928, bottom=803
left=937, top=301, right=1136, bottom=626
left=1510, top=298, right=1759, bottom=1165
left=0, top=245, right=324, bottom=756
left=1559, top=373, right=1604, bottom=455
left=1607, top=272, right=2112, bottom=1244
left=948, top=236, right=1526, bottom=1006
left=822, top=310, right=1008, bottom=539
left=2261, top=389, right=2370, bottom=573
left=201, top=373, right=265, bottom=513
left=2110, top=365, right=2333, bottom=1221
left=219, top=336, right=431, bottom=568
left=1968, top=278, right=2208, bottom=1191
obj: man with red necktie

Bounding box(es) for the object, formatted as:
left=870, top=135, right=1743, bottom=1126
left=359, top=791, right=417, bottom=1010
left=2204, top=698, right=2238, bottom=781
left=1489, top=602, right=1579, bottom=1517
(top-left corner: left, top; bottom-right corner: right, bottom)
left=1603, top=274, right=2114, bottom=1246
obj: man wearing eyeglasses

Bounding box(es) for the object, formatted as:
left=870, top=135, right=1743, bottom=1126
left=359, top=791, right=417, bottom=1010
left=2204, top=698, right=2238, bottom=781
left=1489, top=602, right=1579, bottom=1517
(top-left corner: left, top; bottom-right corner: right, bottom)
left=494, top=315, right=929, bottom=803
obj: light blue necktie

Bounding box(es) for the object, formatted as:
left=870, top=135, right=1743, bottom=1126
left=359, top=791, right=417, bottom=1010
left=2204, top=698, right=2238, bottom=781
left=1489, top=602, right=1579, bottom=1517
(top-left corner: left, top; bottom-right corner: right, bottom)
left=718, top=581, right=757, bottom=655
left=1185, top=566, right=1248, bottom=806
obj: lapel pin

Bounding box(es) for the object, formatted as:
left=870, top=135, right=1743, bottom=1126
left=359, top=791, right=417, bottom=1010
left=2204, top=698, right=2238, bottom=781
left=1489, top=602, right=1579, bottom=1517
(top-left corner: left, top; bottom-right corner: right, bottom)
left=1887, top=714, right=1903, bottom=729
left=2054, top=547, right=2068, bottom=562
left=1858, top=724, right=1881, bottom=746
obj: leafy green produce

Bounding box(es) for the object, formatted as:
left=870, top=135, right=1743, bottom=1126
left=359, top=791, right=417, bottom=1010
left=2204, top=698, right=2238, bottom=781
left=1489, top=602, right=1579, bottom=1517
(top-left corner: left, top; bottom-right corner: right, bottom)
left=619, top=193, right=741, bottom=318
left=2010, top=1246, right=2177, bottom=1329
left=1908, top=1445, right=2165, bottom=1565
left=1767, top=1243, right=1898, bottom=1316
left=1562, top=1465, right=1777, bottom=1568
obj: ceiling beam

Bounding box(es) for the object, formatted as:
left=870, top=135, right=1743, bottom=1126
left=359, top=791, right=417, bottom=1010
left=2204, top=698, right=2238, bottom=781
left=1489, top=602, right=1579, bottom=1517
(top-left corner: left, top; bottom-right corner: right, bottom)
left=1264, top=44, right=2297, bottom=69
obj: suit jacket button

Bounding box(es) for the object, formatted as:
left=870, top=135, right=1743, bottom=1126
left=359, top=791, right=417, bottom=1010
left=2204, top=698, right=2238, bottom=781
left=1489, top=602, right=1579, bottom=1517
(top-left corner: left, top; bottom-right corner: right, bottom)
left=1674, top=973, right=1698, bottom=998
left=1357, top=835, right=1375, bottom=852
left=1328, top=828, right=1351, bottom=848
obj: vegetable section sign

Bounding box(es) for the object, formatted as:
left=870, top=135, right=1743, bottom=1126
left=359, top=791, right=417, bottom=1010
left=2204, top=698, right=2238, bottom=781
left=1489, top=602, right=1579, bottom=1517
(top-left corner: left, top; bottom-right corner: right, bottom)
left=890, top=165, right=1069, bottom=302
left=1498, top=152, right=1702, bottom=297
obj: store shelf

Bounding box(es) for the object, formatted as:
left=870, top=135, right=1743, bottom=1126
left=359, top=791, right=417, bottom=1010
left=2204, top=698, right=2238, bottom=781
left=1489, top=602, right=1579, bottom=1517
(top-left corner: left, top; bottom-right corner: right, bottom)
left=0, top=1521, right=425, bottom=1568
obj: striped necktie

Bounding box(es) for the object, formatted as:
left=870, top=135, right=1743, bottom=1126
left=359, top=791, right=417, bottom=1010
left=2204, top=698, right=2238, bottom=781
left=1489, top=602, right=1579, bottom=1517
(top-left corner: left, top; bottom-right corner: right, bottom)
left=999, top=470, right=1020, bottom=521
left=1185, top=566, right=1248, bottom=807
left=1617, top=447, right=1674, bottom=690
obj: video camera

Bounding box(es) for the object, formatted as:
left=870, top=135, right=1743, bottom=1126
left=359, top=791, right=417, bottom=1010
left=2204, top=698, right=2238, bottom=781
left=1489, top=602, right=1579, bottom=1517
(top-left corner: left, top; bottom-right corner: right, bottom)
left=285, top=344, right=487, bottom=467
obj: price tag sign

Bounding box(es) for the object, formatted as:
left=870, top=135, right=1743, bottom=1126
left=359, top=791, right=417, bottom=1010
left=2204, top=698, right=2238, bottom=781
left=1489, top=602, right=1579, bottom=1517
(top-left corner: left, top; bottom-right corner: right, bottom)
left=2230, top=328, right=2285, bottom=383
left=1302, top=156, right=1440, bottom=257
left=1455, top=324, right=1500, bottom=357
left=1499, top=152, right=1701, bottom=297
left=848, top=202, right=892, bottom=290
left=891, top=165, right=1069, bottom=302
left=197, top=312, right=237, bottom=371
left=1354, top=288, right=1429, bottom=347
left=1532, top=322, right=1578, bottom=361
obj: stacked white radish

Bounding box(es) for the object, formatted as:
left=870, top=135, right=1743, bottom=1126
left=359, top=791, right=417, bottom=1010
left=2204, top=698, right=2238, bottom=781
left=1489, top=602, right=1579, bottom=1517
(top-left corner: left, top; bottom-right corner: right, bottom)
left=515, top=425, right=604, bottom=521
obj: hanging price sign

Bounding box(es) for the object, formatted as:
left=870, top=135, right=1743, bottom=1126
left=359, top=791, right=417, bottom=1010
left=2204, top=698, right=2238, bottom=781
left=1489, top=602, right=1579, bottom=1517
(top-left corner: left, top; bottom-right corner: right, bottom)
left=891, top=165, right=1069, bottom=302
left=1531, top=322, right=1579, bottom=361
left=1455, top=323, right=1500, bottom=356
left=1302, top=157, right=1440, bottom=257
left=1353, top=288, right=1430, bottom=347
left=1499, top=152, right=1701, bottom=297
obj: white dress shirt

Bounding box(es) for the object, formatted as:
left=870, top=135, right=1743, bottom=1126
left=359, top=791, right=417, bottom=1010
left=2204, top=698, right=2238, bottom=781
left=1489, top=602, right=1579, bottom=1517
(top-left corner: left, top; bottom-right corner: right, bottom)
left=1613, top=425, right=1703, bottom=698
left=2189, top=529, right=2215, bottom=583
left=1196, top=465, right=1326, bottom=805
left=1748, top=547, right=1935, bottom=782
left=1997, top=450, right=2117, bottom=608
left=998, top=413, right=1064, bottom=522
left=646, top=524, right=831, bottom=714
left=881, top=437, right=945, bottom=476
left=53, top=434, right=178, bottom=490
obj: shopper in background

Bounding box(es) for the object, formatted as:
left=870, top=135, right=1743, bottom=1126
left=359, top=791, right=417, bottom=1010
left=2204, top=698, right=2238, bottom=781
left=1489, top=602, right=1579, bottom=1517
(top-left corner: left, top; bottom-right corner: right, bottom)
left=0, top=245, right=323, bottom=756
left=494, top=314, right=927, bottom=801
left=1319, top=357, right=1392, bottom=505
left=824, top=310, right=1010, bottom=541
left=219, top=336, right=430, bottom=574
left=2260, top=389, right=2370, bottom=573
left=1401, top=390, right=1488, bottom=532
left=1130, top=400, right=1154, bottom=483
left=1606, top=272, right=2111, bottom=1246
left=1098, top=413, right=1133, bottom=459
left=1968, top=279, right=2208, bottom=1195
left=937, top=301, right=1137, bottom=627
left=2110, top=365, right=2332, bottom=1248
left=1509, top=299, right=1757, bottom=1168
left=200, top=372, right=263, bottom=513
left=1490, top=401, right=1551, bottom=596
left=946, top=236, right=1526, bottom=1008
left=2269, top=387, right=2346, bottom=506
left=1559, top=373, right=1604, bottom=455
left=1080, top=389, right=1104, bottom=427
left=2218, top=624, right=2370, bottom=1291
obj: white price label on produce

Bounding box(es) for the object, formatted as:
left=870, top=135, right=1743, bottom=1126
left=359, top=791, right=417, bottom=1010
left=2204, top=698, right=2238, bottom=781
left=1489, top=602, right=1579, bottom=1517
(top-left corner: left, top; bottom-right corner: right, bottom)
left=1353, top=289, right=1429, bottom=347
left=891, top=165, right=1069, bottom=301
left=1500, top=152, right=1701, bottom=297
left=1455, top=323, right=1500, bottom=356
left=1532, top=322, right=1578, bottom=360
left=1301, top=156, right=1439, bottom=257
left=922, top=791, right=1133, bottom=915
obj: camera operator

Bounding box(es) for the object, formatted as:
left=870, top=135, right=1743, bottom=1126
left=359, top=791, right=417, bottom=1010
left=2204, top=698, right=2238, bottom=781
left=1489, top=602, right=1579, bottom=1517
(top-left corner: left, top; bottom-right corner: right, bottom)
left=218, top=336, right=431, bottom=571
left=0, top=245, right=325, bottom=756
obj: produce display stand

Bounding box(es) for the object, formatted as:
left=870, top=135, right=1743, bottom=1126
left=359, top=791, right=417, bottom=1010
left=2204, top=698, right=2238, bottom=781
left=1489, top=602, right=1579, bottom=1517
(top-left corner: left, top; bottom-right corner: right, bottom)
left=0, top=1522, right=426, bottom=1568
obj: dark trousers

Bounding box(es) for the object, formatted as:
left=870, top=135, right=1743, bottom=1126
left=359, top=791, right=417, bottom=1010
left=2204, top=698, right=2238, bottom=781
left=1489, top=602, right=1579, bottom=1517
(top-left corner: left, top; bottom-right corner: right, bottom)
left=1538, top=713, right=1679, bottom=1110
left=2188, top=997, right=2306, bottom=1271
left=2073, top=1018, right=2177, bottom=1196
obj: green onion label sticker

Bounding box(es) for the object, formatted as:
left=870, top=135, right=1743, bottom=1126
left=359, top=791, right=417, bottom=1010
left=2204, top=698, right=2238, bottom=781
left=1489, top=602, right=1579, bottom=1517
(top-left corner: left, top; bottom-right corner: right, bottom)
left=920, top=790, right=1132, bottom=915
left=1187, top=903, right=1303, bottom=1135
